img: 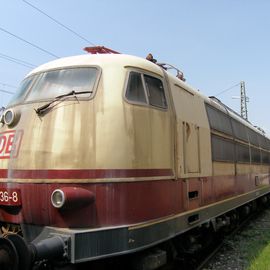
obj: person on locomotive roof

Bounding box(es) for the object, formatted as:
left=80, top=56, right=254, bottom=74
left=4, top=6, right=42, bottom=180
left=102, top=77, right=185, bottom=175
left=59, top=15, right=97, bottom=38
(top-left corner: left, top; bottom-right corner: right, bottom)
left=146, top=53, right=157, bottom=63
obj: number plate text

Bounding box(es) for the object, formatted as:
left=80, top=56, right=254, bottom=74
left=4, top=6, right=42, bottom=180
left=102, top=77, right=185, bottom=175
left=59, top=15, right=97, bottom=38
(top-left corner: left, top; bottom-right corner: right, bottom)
left=0, top=188, right=21, bottom=206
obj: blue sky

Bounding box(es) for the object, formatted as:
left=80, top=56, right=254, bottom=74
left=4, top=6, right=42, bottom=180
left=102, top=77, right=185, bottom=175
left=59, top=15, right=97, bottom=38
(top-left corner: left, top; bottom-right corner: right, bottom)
left=0, top=0, right=269, bottom=133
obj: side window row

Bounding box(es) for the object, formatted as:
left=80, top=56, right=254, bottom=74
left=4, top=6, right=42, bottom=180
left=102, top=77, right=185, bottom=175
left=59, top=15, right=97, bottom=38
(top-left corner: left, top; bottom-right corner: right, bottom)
left=125, top=71, right=167, bottom=109
left=206, top=104, right=270, bottom=150
left=211, top=135, right=270, bottom=164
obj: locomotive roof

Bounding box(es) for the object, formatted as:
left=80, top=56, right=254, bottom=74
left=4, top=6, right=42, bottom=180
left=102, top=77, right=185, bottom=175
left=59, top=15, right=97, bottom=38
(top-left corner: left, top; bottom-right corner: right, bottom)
left=26, top=53, right=267, bottom=137
left=27, top=54, right=164, bottom=77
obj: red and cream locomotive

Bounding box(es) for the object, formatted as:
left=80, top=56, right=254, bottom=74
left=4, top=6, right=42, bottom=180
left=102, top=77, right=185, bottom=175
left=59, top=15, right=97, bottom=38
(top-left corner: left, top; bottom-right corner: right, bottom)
left=0, top=46, right=269, bottom=269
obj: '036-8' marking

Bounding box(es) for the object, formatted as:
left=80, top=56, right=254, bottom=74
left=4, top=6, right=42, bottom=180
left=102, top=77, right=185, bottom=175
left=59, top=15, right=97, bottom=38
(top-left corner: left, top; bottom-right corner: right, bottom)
left=0, top=188, right=21, bottom=206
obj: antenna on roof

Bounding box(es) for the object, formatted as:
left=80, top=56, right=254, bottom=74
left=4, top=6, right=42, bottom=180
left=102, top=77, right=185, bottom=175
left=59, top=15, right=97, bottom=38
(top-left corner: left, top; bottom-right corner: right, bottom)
left=84, top=46, right=120, bottom=54
left=158, top=63, right=186, bottom=81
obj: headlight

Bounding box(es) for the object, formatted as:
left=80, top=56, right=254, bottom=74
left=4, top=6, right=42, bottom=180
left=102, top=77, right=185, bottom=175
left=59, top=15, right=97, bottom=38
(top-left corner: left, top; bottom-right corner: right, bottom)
left=51, top=189, right=65, bottom=208
left=4, top=109, right=15, bottom=125
left=3, top=109, right=20, bottom=126
left=51, top=187, right=95, bottom=209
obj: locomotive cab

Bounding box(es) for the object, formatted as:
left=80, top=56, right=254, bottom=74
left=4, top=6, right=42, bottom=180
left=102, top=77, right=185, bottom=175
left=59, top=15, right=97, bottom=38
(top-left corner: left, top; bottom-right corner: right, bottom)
left=0, top=53, right=176, bottom=269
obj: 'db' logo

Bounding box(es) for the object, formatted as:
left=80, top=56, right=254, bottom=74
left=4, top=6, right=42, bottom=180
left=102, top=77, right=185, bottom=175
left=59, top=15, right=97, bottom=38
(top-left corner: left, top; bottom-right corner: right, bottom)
left=0, top=130, right=23, bottom=159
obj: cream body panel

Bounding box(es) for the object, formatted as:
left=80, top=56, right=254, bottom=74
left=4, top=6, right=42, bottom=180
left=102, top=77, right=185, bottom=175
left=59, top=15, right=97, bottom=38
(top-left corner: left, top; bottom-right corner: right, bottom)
left=122, top=104, right=174, bottom=169
left=236, top=163, right=252, bottom=175
left=5, top=101, right=96, bottom=170
left=94, top=64, right=174, bottom=170
left=169, top=77, right=212, bottom=178
left=213, top=162, right=235, bottom=176
left=1, top=55, right=174, bottom=175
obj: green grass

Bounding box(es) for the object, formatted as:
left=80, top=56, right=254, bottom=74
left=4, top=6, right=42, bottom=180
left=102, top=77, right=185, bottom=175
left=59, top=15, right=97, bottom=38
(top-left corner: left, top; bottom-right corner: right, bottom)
left=248, top=240, right=270, bottom=270
left=220, top=210, right=270, bottom=270
left=243, top=221, right=270, bottom=270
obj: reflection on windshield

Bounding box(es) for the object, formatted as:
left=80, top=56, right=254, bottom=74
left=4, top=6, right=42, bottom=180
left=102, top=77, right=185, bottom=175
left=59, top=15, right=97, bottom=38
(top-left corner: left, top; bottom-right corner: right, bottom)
left=26, top=67, right=98, bottom=101
left=7, top=67, right=98, bottom=106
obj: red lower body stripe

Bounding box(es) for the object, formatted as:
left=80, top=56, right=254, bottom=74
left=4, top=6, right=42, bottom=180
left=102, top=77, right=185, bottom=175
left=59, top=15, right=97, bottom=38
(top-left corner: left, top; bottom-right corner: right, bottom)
left=0, top=168, right=174, bottom=179
left=0, top=174, right=269, bottom=227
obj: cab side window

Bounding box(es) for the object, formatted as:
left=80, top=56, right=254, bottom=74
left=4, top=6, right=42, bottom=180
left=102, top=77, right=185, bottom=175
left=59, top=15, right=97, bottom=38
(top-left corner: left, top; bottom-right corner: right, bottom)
left=125, top=71, right=167, bottom=109
left=125, top=72, right=147, bottom=104
left=144, top=75, right=167, bottom=109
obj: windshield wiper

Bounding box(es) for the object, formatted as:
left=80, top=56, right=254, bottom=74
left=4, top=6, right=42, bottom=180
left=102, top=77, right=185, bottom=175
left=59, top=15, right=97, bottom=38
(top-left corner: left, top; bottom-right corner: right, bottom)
left=0, top=106, right=5, bottom=123
left=35, top=90, right=92, bottom=115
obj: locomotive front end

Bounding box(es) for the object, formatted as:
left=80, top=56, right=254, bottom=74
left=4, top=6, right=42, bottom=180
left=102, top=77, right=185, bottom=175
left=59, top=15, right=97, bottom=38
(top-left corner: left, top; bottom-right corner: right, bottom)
left=0, top=57, right=103, bottom=269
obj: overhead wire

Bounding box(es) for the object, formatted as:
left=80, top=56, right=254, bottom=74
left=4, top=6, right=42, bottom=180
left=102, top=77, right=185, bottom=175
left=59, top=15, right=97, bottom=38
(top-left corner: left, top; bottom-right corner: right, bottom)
left=22, top=0, right=96, bottom=46
left=214, top=83, right=241, bottom=97
left=1, top=1, right=98, bottom=100
left=0, top=82, right=17, bottom=89
left=0, top=89, right=15, bottom=95
left=0, top=26, right=59, bottom=58
left=0, top=52, right=36, bottom=68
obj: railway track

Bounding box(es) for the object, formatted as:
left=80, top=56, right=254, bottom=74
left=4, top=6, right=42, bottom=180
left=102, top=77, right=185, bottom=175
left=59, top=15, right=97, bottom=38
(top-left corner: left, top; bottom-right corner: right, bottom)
left=159, top=203, right=269, bottom=270
left=196, top=221, right=250, bottom=270
left=196, top=207, right=270, bottom=270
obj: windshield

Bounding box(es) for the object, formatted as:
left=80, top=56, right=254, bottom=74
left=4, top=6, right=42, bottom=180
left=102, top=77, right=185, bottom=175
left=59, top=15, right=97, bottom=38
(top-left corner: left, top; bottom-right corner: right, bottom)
left=7, top=67, right=98, bottom=106
left=26, top=67, right=98, bottom=101
left=8, top=76, right=36, bottom=106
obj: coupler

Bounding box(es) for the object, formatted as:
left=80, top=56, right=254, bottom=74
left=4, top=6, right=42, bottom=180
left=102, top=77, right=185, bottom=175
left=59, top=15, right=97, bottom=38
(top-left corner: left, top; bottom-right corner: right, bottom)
left=0, top=234, right=68, bottom=270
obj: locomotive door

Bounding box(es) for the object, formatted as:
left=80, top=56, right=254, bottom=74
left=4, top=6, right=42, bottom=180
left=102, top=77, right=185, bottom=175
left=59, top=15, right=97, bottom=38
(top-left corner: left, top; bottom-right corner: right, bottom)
left=183, top=122, right=200, bottom=173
